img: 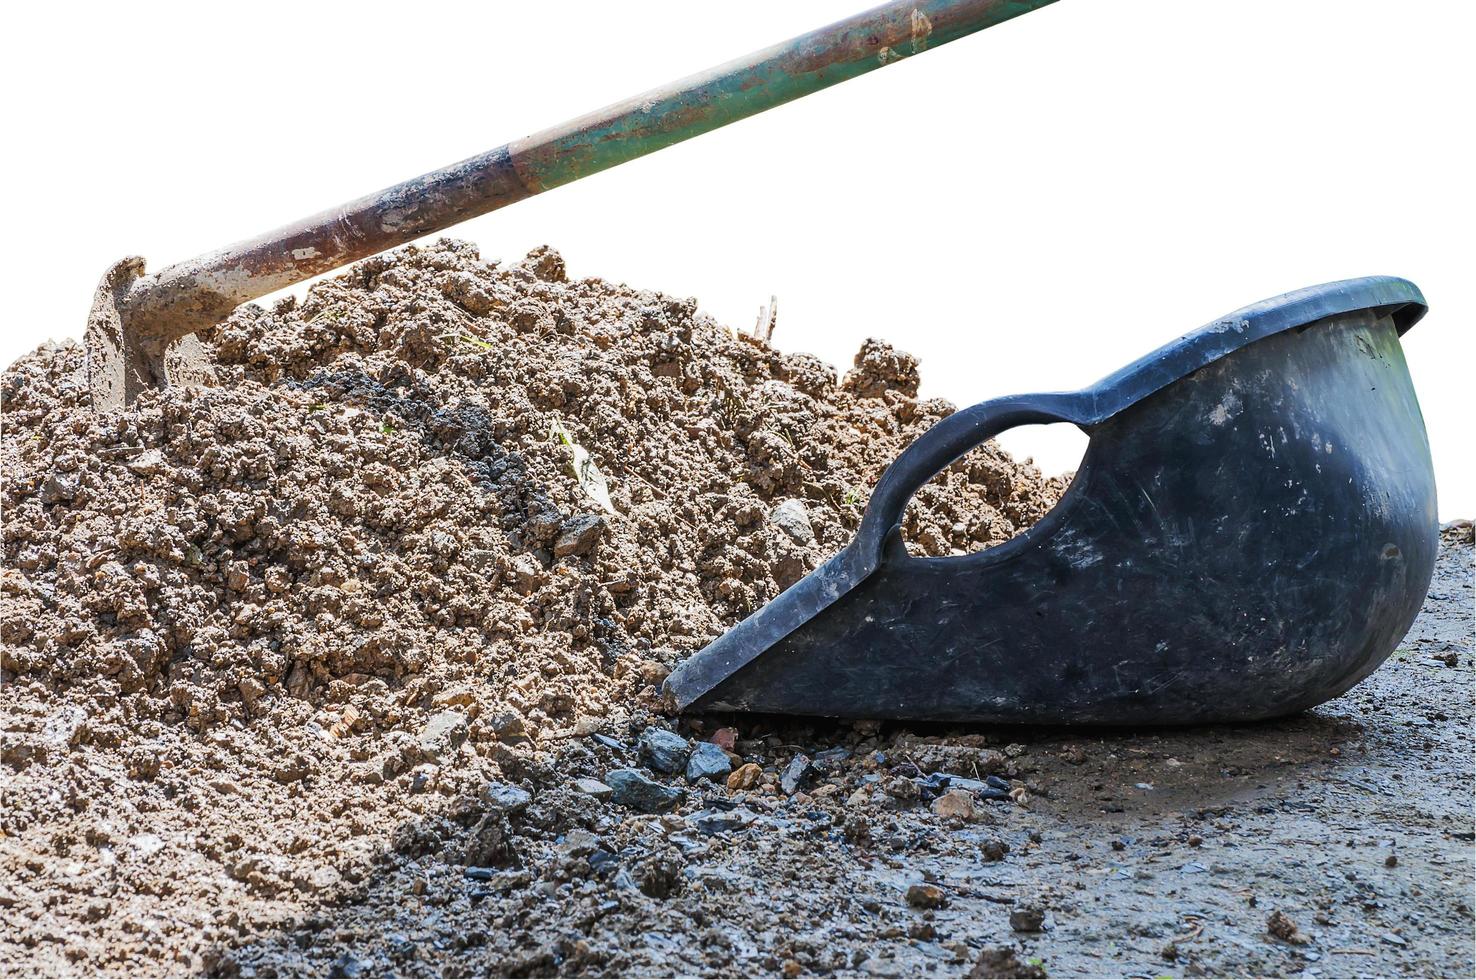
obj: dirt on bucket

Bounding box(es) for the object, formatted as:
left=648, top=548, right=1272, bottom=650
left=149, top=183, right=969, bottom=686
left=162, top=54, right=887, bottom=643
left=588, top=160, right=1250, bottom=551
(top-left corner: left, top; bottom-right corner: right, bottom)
left=1, top=240, right=1075, bottom=974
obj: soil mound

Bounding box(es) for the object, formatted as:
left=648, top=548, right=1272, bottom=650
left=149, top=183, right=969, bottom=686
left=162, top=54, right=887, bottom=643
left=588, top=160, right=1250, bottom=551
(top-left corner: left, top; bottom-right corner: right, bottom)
left=0, top=241, right=1065, bottom=973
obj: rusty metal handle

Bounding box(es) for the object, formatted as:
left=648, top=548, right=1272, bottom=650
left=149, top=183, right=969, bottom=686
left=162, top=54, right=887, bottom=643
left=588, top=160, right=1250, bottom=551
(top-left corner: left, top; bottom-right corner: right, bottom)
left=88, top=0, right=1062, bottom=409
left=122, top=0, right=1060, bottom=341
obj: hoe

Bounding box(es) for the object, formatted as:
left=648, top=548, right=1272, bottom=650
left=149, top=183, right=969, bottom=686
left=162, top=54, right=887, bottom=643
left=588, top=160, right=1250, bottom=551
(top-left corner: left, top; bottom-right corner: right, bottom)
left=83, top=0, right=1438, bottom=724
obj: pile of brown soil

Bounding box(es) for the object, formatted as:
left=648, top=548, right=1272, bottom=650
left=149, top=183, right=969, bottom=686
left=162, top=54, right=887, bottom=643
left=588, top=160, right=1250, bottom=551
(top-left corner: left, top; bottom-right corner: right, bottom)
left=0, top=241, right=1065, bottom=974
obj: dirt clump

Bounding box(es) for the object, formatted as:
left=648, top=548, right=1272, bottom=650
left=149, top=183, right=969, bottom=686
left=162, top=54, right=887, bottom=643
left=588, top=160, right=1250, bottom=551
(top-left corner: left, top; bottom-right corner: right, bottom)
left=0, top=240, right=1065, bottom=975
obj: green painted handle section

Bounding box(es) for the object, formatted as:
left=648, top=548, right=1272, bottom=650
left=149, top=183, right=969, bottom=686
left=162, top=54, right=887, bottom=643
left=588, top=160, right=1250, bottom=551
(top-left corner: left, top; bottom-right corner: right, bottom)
left=514, top=0, right=1063, bottom=191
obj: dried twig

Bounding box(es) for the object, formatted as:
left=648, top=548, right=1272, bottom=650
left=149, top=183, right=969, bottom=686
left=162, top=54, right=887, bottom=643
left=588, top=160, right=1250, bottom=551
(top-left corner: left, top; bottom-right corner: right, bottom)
left=751, top=294, right=778, bottom=343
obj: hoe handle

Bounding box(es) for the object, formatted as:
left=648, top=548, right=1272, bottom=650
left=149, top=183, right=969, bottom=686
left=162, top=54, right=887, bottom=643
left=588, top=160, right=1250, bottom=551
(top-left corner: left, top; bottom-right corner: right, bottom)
left=120, top=0, right=1061, bottom=344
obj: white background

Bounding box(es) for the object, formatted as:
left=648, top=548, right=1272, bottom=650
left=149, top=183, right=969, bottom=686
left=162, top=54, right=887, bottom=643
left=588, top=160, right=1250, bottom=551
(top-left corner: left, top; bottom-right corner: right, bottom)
left=5, top=1, right=1471, bottom=517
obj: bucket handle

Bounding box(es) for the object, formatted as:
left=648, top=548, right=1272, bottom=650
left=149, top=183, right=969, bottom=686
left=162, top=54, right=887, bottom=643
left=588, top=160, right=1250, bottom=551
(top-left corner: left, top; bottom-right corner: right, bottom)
left=855, top=392, right=1086, bottom=560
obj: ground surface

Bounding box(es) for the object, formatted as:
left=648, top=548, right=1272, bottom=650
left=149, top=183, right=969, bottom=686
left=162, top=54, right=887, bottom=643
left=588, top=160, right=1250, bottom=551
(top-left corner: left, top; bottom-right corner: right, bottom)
left=1, top=244, right=1471, bottom=978
left=213, top=534, right=1476, bottom=979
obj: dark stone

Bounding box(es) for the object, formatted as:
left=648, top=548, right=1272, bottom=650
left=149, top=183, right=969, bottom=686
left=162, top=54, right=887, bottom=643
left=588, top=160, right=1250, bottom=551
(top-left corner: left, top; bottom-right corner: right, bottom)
left=637, top=728, right=691, bottom=775
left=605, top=768, right=683, bottom=813
left=780, top=753, right=814, bottom=795
left=685, top=741, right=732, bottom=783
left=689, top=807, right=758, bottom=835
left=1010, top=905, right=1046, bottom=932
left=554, top=514, right=605, bottom=557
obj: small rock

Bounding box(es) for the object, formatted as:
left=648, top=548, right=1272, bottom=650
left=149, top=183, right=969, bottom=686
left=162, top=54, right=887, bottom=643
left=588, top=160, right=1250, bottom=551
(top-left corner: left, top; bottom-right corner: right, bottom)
left=710, top=727, right=738, bottom=751
left=727, top=763, right=762, bottom=791
left=481, top=781, right=531, bottom=815
left=780, top=753, right=814, bottom=795
left=931, top=790, right=979, bottom=821
left=689, top=807, right=758, bottom=835
left=41, top=706, right=87, bottom=750
left=557, top=828, right=600, bottom=857
left=685, top=742, right=732, bottom=783
left=39, top=472, right=81, bottom=504
left=573, top=777, right=614, bottom=800
left=484, top=709, right=526, bottom=738
left=969, top=946, right=1047, bottom=979
left=905, top=883, right=948, bottom=909
left=769, top=499, right=816, bottom=546
left=938, top=773, right=1009, bottom=800
left=1385, top=854, right=1398, bottom=868
left=1440, top=518, right=1474, bottom=544
left=813, top=746, right=851, bottom=769
left=883, top=775, right=920, bottom=802
left=460, top=814, right=513, bottom=867
left=1379, top=931, right=1408, bottom=947
left=1010, top=905, right=1046, bottom=933
left=981, top=837, right=1010, bottom=862
left=606, top=769, right=683, bottom=814
left=637, top=727, right=691, bottom=774
left=416, top=711, right=468, bottom=759
left=327, top=953, right=364, bottom=979
left=1059, top=745, right=1087, bottom=765
left=125, top=449, right=168, bottom=477
left=1266, top=910, right=1308, bottom=945
left=554, top=514, right=605, bottom=558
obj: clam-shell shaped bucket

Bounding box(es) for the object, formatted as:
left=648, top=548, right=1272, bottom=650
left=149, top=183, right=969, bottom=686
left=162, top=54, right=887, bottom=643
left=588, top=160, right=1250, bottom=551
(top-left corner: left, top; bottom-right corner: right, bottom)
left=666, top=277, right=1436, bottom=724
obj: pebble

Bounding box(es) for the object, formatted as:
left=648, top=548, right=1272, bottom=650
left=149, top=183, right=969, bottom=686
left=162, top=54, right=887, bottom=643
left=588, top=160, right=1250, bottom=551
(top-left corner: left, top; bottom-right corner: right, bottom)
left=905, top=883, right=947, bottom=909
left=812, top=746, right=851, bottom=769
left=780, top=753, right=814, bottom=795
left=709, top=727, right=738, bottom=751
left=327, top=953, right=364, bottom=979
left=637, top=727, right=692, bottom=774
left=769, top=499, right=816, bottom=546
left=481, top=781, right=531, bottom=815
left=41, top=706, right=87, bottom=750
left=685, top=742, right=732, bottom=783
left=927, top=771, right=1010, bottom=800
left=930, top=790, right=978, bottom=821
left=971, top=946, right=1047, bottom=979
left=553, top=514, right=605, bottom=557
left=727, top=763, right=762, bottom=791
left=125, top=449, right=167, bottom=477
left=1010, top=905, right=1046, bottom=932
left=416, top=711, right=468, bottom=759
left=557, top=828, right=600, bottom=856
left=483, top=710, right=526, bottom=738
left=1266, top=910, right=1308, bottom=944
left=605, top=769, right=683, bottom=813
left=689, top=807, right=758, bottom=835
left=573, top=777, right=613, bottom=800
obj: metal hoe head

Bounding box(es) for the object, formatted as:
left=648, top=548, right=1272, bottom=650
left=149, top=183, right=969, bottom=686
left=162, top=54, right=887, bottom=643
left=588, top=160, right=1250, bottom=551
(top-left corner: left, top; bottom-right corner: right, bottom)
left=664, top=278, right=1437, bottom=725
